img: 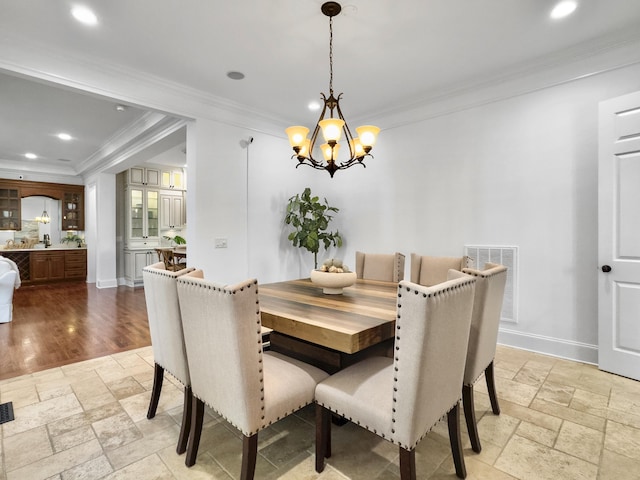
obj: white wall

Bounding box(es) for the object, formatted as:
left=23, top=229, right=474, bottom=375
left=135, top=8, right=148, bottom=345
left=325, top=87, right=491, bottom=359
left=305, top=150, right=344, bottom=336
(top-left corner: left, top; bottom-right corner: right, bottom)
left=3, top=35, right=640, bottom=364
left=85, top=172, right=117, bottom=288
left=240, top=63, right=640, bottom=363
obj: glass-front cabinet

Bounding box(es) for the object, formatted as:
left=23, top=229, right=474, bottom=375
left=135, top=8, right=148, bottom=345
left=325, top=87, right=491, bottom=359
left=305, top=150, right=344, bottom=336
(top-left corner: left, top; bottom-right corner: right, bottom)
left=0, top=187, right=21, bottom=230
left=127, top=188, right=159, bottom=243
left=62, top=191, right=84, bottom=231
left=161, top=168, right=185, bottom=190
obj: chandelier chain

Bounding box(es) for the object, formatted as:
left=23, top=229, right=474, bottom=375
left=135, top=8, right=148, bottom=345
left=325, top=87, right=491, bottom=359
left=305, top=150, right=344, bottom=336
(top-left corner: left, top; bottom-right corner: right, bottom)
left=328, top=15, right=333, bottom=95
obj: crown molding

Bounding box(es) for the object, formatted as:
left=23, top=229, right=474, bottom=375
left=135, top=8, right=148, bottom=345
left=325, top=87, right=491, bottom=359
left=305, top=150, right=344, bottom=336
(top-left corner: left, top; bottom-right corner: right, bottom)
left=0, top=167, right=83, bottom=185
left=83, top=117, right=187, bottom=178
left=368, top=29, right=640, bottom=130
left=0, top=32, right=289, bottom=136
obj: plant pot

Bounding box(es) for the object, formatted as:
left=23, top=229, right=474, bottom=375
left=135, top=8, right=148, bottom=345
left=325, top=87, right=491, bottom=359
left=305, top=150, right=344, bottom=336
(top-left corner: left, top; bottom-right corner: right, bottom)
left=310, top=270, right=357, bottom=294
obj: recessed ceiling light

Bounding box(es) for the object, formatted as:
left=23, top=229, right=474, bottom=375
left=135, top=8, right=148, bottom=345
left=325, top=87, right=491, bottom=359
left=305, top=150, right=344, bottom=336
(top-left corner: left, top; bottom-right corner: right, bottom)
left=115, top=104, right=126, bottom=112
left=57, top=133, right=72, bottom=141
left=25, top=153, right=37, bottom=159
left=550, top=1, right=577, bottom=19
left=71, top=5, right=98, bottom=25
left=227, top=71, right=245, bottom=80
left=308, top=101, right=321, bottom=111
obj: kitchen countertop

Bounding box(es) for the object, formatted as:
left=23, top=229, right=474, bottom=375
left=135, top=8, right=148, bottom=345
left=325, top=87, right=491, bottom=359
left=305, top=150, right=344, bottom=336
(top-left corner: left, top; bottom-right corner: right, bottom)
left=0, top=246, right=87, bottom=252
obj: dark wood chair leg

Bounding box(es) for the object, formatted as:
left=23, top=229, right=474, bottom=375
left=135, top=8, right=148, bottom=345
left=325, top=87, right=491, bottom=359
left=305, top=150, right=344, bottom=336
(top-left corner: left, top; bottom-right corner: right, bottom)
left=462, top=384, right=482, bottom=453
left=399, top=447, right=416, bottom=480
left=240, top=434, right=258, bottom=480
left=146, top=363, right=164, bottom=419
left=315, top=404, right=332, bottom=473
left=185, top=397, right=204, bottom=467
left=447, top=402, right=467, bottom=479
left=485, top=361, right=501, bottom=415
left=176, top=386, right=193, bottom=454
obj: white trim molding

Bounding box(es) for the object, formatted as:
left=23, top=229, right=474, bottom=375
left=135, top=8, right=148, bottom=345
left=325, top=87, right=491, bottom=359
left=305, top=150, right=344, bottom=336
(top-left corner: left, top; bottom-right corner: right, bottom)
left=498, top=327, right=598, bottom=365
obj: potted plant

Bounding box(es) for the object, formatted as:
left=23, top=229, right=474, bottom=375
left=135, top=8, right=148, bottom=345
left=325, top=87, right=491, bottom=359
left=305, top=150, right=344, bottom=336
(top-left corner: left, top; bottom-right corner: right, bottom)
left=61, top=233, right=84, bottom=247
left=284, top=187, right=343, bottom=269
left=163, top=234, right=186, bottom=246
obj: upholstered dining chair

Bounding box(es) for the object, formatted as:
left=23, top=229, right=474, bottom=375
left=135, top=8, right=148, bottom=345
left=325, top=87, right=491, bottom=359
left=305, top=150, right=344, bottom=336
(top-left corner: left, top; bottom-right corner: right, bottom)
left=142, top=262, right=195, bottom=454
left=315, top=276, right=477, bottom=479
left=176, top=272, right=329, bottom=479
left=410, top=253, right=473, bottom=287
left=355, top=251, right=405, bottom=282
left=447, top=263, right=508, bottom=453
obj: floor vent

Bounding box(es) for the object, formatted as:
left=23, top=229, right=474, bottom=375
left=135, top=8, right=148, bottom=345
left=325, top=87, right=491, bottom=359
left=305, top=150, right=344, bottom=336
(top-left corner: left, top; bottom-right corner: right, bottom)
left=0, top=401, right=15, bottom=424
left=465, top=245, right=518, bottom=324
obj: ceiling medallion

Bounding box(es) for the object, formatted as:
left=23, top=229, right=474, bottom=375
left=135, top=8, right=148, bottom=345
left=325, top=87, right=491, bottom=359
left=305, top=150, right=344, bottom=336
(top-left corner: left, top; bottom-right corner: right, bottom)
left=285, top=1, right=380, bottom=178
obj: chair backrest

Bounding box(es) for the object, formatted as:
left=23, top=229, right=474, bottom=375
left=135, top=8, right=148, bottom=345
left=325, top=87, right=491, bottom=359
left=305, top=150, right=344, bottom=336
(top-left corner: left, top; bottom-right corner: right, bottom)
left=0, top=256, right=20, bottom=289
left=393, top=277, right=476, bottom=449
left=155, top=248, right=177, bottom=270
left=176, top=273, right=266, bottom=435
left=448, top=263, right=508, bottom=385
left=0, top=269, right=17, bottom=323
left=355, top=251, right=405, bottom=282
left=410, top=254, right=473, bottom=286
left=0, top=261, right=11, bottom=275
left=142, top=262, right=194, bottom=386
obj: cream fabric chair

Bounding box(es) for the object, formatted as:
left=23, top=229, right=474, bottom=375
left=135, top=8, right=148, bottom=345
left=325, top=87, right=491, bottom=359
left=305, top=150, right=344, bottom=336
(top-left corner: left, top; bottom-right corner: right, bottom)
left=176, top=272, right=329, bottom=478
left=410, top=253, right=473, bottom=287
left=0, top=257, right=20, bottom=324
left=355, top=251, right=405, bottom=282
left=315, top=276, right=477, bottom=479
left=448, top=263, right=507, bottom=453
left=142, top=262, right=195, bottom=454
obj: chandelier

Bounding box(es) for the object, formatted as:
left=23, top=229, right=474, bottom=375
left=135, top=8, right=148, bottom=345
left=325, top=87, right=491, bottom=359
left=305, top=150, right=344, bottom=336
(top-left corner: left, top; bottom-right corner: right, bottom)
left=285, top=1, right=380, bottom=178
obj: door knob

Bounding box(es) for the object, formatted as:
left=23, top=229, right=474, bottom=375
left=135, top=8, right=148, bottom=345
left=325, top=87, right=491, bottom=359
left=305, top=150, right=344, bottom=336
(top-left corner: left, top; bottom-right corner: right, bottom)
left=601, top=265, right=612, bottom=273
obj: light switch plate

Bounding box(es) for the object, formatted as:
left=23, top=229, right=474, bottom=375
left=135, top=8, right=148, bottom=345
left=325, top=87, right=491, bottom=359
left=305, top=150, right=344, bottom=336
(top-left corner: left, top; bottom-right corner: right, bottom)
left=214, top=238, right=228, bottom=248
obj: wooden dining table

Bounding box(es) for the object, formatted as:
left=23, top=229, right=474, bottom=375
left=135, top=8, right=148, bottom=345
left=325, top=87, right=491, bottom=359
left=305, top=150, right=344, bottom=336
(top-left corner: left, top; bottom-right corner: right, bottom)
left=259, top=278, right=398, bottom=373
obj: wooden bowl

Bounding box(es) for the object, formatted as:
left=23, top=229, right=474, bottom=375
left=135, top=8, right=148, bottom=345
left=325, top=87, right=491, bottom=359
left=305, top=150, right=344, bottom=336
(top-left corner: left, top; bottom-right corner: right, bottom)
left=310, top=270, right=357, bottom=294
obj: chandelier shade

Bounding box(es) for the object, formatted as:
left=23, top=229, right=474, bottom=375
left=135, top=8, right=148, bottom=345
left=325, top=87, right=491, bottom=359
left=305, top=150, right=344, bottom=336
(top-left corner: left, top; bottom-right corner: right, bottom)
left=286, top=2, right=379, bottom=178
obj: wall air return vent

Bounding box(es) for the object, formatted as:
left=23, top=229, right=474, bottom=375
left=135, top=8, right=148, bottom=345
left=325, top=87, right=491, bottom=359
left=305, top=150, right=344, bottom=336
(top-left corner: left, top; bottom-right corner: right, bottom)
left=465, top=245, right=518, bottom=324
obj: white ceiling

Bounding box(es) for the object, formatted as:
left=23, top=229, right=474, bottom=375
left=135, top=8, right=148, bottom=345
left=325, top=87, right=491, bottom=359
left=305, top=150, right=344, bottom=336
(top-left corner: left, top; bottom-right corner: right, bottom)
left=1, top=0, right=640, bottom=176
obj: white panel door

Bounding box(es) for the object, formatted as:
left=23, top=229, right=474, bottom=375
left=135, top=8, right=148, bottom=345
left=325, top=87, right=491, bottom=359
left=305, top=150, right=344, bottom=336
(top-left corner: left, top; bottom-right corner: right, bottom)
left=598, top=91, right=640, bottom=381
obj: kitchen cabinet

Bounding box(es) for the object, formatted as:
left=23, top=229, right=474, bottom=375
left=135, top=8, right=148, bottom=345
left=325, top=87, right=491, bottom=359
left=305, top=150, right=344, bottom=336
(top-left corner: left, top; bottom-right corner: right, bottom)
left=126, top=167, right=160, bottom=187
left=62, top=188, right=84, bottom=231
left=64, top=249, right=87, bottom=279
left=123, top=248, right=158, bottom=286
left=1, top=249, right=86, bottom=284
left=160, top=192, right=184, bottom=230
left=126, top=187, right=159, bottom=247
left=161, top=168, right=185, bottom=190
left=0, top=180, right=84, bottom=232
left=0, top=186, right=21, bottom=230
left=31, top=251, right=65, bottom=282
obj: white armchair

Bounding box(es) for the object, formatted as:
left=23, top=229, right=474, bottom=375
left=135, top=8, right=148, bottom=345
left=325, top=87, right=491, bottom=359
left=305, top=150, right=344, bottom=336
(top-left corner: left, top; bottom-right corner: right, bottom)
left=0, top=257, right=20, bottom=324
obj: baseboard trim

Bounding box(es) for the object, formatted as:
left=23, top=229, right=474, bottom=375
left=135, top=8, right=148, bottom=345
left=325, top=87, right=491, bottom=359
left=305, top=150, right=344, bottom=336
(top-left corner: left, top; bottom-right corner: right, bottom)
left=96, top=279, right=118, bottom=289
left=498, top=327, right=598, bottom=365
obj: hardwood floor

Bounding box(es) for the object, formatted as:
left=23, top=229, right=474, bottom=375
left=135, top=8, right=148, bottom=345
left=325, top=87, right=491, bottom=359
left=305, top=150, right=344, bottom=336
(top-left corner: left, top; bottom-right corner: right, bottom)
left=0, top=281, right=150, bottom=381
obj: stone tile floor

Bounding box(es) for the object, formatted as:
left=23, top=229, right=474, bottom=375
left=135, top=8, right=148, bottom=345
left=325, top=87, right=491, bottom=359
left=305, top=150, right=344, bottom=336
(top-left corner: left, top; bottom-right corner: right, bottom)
left=1, top=345, right=640, bottom=480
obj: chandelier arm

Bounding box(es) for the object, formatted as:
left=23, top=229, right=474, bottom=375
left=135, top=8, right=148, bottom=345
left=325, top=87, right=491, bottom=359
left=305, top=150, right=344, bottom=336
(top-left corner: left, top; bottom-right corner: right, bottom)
left=306, top=93, right=330, bottom=163
left=333, top=95, right=357, bottom=159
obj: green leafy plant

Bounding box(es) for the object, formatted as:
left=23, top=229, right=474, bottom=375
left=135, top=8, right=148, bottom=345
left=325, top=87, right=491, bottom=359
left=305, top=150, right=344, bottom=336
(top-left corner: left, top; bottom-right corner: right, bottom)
left=285, top=187, right=343, bottom=269
left=61, top=233, right=83, bottom=246
left=163, top=234, right=186, bottom=245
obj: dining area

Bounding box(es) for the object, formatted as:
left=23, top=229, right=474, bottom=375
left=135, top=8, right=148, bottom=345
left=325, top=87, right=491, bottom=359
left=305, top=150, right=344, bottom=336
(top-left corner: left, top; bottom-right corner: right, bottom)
left=141, top=250, right=509, bottom=480
left=3, top=255, right=637, bottom=480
